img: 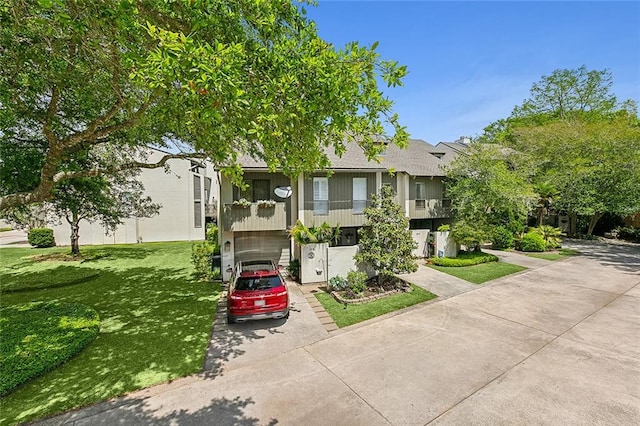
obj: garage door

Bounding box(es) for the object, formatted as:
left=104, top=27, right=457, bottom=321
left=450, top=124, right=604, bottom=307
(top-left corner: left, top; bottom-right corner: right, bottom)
left=234, top=231, right=290, bottom=267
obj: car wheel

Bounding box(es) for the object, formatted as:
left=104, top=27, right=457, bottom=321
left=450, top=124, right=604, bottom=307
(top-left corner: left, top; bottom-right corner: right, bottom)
left=227, top=315, right=235, bottom=324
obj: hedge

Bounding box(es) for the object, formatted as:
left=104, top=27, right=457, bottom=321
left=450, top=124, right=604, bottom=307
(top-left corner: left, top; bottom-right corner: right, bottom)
left=520, top=232, right=546, bottom=252
left=27, top=228, right=56, bottom=248
left=431, top=251, right=498, bottom=267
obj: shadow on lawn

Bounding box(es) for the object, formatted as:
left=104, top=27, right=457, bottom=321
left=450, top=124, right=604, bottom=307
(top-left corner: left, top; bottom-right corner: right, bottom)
left=1, top=265, right=101, bottom=293
left=0, top=263, right=223, bottom=425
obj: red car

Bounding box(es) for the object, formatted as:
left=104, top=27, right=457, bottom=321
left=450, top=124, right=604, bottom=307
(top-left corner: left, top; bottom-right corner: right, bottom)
left=226, top=260, right=289, bottom=324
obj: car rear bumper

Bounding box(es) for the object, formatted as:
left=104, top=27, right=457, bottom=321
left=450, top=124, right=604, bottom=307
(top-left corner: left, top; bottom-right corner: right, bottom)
left=228, top=308, right=289, bottom=323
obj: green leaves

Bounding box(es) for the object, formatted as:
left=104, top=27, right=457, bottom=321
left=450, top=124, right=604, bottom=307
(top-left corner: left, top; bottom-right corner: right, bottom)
left=471, top=67, right=640, bottom=235
left=355, top=186, right=417, bottom=276
left=2, top=0, right=408, bottom=210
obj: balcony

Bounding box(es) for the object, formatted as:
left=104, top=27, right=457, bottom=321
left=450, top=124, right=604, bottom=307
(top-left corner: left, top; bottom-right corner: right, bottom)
left=205, top=203, right=217, bottom=219
left=409, top=200, right=452, bottom=219
left=222, top=202, right=287, bottom=232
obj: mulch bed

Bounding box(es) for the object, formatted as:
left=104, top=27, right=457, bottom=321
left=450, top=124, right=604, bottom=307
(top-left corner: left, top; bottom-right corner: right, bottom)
left=331, top=275, right=412, bottom=305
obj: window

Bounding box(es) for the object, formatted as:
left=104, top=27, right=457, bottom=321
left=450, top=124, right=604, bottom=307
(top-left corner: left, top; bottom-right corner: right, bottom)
left=313, top=177, right=328, bottom=215
left=442, top=183, right=451, bottom=208
left=353, top=177, right=367, bottom=213
left=233, top=179, right=270, bottom=202
left=415, top=182, right=426, bottom=209
left=193, top=175, right=202, bottom=228
left=194, top=201, right=202, bottom=228
left=233, top=181, right=252, bottom=202
left=193, top=175, right=202, bottom=200
left=252, top=179, right=270, bottom=201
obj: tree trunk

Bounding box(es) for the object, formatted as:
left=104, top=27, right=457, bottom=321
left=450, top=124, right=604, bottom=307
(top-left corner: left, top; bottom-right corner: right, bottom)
left=569, top=213, right=577, bottom=237
left=537, top=208, right=544, bottom=227
left=69, top=213, right=81, bottom=256
left=587, top=213, right=604, bottom=236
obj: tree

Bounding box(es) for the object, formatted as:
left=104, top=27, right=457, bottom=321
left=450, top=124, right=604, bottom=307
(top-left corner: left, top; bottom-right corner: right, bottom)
left=513, top=114, right=640, bottom=234
left=49, top=174, right=159, bottom=255
left=478, top=67, right=640, bottom=235
left=533, top=182, right=560, bottom=226
left=444, top=143, right=535, bottom=239
left=0, top=0, right=408, bottom=211
left=355, top=185, right=417, bottom=283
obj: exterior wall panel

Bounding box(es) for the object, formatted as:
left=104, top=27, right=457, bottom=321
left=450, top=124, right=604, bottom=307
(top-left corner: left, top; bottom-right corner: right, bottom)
left=407, top=176, right=451, bottom=219
left=303, top=172, right=376, bottom=226
left=51, top=150, right=216, bottom=245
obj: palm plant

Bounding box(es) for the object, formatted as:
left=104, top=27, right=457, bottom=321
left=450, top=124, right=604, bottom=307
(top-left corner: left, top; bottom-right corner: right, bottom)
left=534, top=182, right=560, bottom=226
left=533, top=225, right=563, bottom=250
left=288, top=220, right=340, bottom=245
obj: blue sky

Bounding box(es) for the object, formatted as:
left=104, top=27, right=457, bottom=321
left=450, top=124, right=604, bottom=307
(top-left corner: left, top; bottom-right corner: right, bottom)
left=305, top=1, right=640, bottom=144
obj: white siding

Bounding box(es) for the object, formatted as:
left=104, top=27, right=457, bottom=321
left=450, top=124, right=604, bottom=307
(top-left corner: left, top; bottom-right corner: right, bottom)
left=50, top=149, right=217, bottom=246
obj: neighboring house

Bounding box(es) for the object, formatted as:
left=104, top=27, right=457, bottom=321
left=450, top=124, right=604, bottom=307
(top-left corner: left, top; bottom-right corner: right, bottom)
left=430, top=136, right=471, bottom=165
left=218, top=138, right=464, bottom=281
left=50, top=148, right=218, bottom=246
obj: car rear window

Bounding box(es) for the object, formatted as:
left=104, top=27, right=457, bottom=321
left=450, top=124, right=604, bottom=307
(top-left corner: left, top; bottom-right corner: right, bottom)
left=235, top=275, right=283, bottom=291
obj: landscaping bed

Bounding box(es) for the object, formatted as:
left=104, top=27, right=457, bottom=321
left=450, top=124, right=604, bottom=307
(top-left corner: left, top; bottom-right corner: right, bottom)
left=331, top=274, right=412, bottom=304
left=316, top=283, right=437, bottom=328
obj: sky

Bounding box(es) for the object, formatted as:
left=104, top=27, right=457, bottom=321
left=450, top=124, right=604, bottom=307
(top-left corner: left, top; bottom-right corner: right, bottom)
left=304, top=1, right=640, bottom=144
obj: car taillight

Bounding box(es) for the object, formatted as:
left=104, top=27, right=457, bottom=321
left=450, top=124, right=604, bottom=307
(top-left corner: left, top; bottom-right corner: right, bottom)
left=273, top=291, right=287, bottom=297
left=229, top=294, right=243, bottom=300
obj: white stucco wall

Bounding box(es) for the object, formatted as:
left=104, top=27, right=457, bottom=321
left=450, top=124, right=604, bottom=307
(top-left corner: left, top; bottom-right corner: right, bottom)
left=51, top=149, right=217, bottom=247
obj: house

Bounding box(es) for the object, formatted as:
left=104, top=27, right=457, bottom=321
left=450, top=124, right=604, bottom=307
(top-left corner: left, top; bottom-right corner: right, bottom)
left=218, top=138, right=463, bottom=281
left=50, top=148, right=218, bottom=246
left=430, top=136, right=471, bottom=164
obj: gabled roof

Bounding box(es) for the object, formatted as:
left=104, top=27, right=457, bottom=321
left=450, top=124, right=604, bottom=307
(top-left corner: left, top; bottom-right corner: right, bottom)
left=434, top=141, right=469, bottom=165
left=379, top=139, right=446, bottom=176
left=235, top=138, right=458, bottom=177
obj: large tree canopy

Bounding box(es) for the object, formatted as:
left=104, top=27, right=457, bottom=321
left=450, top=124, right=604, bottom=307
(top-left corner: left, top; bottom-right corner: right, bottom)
left=0, top=0, right=408, bottom=210
left=457, top=67, right=640, bottom=236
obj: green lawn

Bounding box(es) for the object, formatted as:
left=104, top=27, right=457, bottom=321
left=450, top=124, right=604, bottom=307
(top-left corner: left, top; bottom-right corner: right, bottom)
left=315, top=284, right=437, bottom=328
left=524, top=248, right=580, bottom=261
left=0, top=242, right=220, bottom=425
left=429, top=261, right=526, bottom=284
left=1, top=302, right=100, bottom=396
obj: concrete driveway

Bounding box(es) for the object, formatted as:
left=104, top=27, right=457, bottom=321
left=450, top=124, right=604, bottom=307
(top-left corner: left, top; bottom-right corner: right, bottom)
left=37, top=241, right=640, bottom=425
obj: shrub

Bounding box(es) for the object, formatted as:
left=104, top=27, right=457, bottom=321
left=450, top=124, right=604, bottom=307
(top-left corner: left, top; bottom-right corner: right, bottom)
left=520, top=232, right=546, bottom=252
left=191, top=242, right=215, bottom=280
left=191, top=225, right=221, bottom=280
left=492, top=226, right=514, bottom=250
left=532, top=225, right=562, bottom=250
left=346, top=270, right=368, bottom=294
left=450, top=221, right=489, bottom=252
left=431, top=251, right=498, bottom=267
left=0, top=302, right=100, bottom=396
left=328, top=275, right=348, bottom=291
left=205, top=224, right=220, bottom=253
left=615, top=226, right=640, bottom=241
left=27, top=228, right=56, bottom=248
left=286, top=258, right=300, bottom=279
left=437, top=224, right=450, bottom=232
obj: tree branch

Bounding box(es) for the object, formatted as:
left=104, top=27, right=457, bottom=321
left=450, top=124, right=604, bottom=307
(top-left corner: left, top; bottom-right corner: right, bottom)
left=0, top=152, right=208, bottom=211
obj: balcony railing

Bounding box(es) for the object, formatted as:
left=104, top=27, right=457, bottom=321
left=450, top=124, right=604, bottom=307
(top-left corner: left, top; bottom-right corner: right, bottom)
left=409, top=200, right=452, bottom=218
left=222, top=202, right=287, bottom=232
left=205, top=203, right=217, bottom=218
